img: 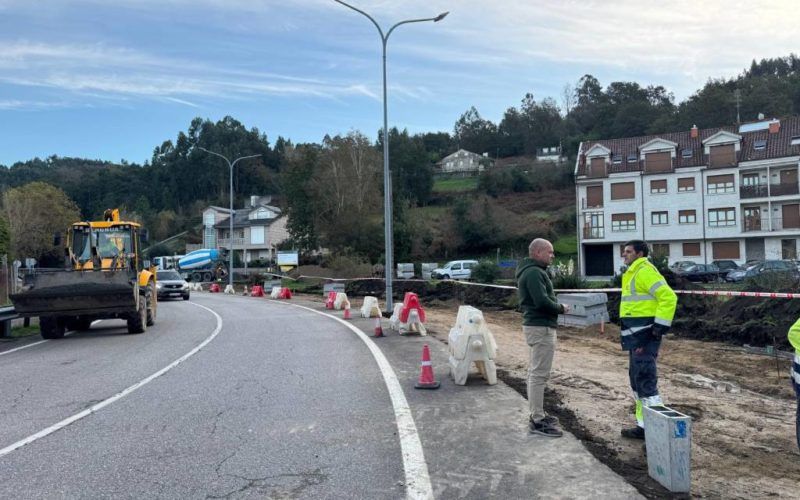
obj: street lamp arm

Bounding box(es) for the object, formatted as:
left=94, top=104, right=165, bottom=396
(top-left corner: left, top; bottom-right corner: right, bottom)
left=332, top=0, right=385, bottom=40
left=197, top=147, right=231, bottom=167
left=385, top=15, right=445, bottom=40
left=230, top=154, right=262, bottom=168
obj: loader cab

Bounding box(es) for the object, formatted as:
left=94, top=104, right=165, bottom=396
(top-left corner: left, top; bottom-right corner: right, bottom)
left=69, top=223, right=144, bottom=271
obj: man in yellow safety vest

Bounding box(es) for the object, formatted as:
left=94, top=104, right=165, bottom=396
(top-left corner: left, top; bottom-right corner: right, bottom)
left=788, top=318, right=800, bottom=451
left=619, top=240, right=678, bottom=440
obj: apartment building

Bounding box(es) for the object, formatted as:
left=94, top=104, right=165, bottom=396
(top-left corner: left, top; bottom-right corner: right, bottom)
left=574, top=117, right=800, bottom=277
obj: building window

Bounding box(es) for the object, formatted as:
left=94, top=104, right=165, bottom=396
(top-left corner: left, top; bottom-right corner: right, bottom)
left=677, top=177, right=695, bottom=192
left=610, top=182, right=635, bottom=200
left=741, top=173, right=760, bottom=187
left=589, top=157, right=606, bottom=177
left=707, top=174, right=735, bottom=194
left=709, top=143, right=736, bottom=168
left=708, top=208, right=736, bottom=227
left=652, top=243, right=670, bottom=257
left=585, top=185, right=603, bottom=208
left=681, top=148, right=693, bottom=158
left=650, top=179, right=667, bottom=194
left=611, top=213, right=636, bottom=231
left=651, top=211, right=668, bottom=225
left=678, top=210, right=696, bottom=224
left=627, top=154, right=638, bottom=164
left=683, top=242, right=701, bottom=256
left=712, top=241, right=740, bottom=259
left=645, top=151, right=672, bottom=173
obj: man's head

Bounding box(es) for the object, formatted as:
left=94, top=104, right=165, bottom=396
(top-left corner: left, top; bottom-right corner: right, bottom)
left=529, top=238, right=555, bottom=266
left=622, top=239, right=649, bottom=266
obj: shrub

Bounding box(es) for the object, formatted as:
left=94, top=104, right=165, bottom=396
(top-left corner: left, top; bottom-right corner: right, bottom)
left=472, top=260, right=500, bottom=283
left=549, top=258, right=588, bottom=289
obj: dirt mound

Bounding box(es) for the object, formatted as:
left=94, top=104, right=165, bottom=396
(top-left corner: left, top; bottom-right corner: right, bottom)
left=345, top=279, right=517, bottom=310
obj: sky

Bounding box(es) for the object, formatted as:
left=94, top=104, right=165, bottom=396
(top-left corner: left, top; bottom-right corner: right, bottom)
left=0, top=0, right=797, bottom=166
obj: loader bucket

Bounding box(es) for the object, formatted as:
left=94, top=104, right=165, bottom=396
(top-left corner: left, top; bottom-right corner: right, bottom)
left=11, top=269, right=138, bottom=317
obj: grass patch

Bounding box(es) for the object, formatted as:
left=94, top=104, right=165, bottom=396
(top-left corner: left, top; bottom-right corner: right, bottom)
left=432, top=177, right=478, bottom=193
left=10, top=325, right=40, bottom=338
left=553, top=234, right=578, bottom=256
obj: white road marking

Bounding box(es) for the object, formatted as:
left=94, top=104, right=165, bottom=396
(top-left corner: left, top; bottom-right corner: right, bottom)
left=274, top=301, right=435, bottom=500
left=0, top=304, right=222, bottom=458
left=0, top=320, right=105, bottom=358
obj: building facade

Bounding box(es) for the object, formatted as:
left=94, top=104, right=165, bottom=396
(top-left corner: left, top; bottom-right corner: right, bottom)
left=574, top=117, right=800, bottom=277
left=202, top=196, right=289, bottom=264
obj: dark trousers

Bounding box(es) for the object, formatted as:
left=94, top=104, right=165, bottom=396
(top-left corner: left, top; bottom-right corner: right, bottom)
left=628, top=338, right=661, bottom=399
left=796, top=396, right=799, bottom=452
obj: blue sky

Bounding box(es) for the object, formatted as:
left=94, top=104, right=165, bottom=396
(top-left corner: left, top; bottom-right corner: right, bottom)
left=0, top=0, right=797, bottom=166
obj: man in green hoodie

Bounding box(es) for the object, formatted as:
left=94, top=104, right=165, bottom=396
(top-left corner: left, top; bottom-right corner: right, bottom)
left=516, top=238, right=569, bottom=437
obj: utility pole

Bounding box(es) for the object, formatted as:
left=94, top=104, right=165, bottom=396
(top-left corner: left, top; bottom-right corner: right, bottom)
left=734, top=89, right=741, bottom=124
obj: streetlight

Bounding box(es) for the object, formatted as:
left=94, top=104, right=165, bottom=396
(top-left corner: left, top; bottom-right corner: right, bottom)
left=334, top=0, right=448, bottom=312
left=198, top=147, right=261, bottom=291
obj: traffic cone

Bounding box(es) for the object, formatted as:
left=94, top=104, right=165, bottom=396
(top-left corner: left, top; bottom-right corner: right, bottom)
left=242, top=285, right=249, bottom=296
left=343, top=306, right=352, bottom=320
left=414, top=344, right=440, bottom=390
left=373, top=317, right=384, bottom=338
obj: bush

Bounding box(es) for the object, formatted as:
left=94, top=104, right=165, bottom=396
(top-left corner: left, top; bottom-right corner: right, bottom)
left=549, top=258, right=588, bottom=289
left=472, top=260, right=500, bottom=283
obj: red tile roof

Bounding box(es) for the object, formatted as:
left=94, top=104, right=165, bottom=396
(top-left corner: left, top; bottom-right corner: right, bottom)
left=576, top=116, right=800, bottom=176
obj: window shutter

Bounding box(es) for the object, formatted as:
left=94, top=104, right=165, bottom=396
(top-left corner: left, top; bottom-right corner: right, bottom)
left=677, top=177, right=695, bottom=190
left=589, top=157, right=606, bottom=177
left=712, top=241, right=740, bottom=259
left=650, top=179, right=667, bottom=192
left=709, top=144, right=736, bottom=168
left=610, top=182, right=635, bottom=200
left=611, top=213, right=635, bottom=222
left=708, top=174, right=734, bottom=184
left=645, top=151, right=672, bottom=173
left=682, top=242, right=701, bottom=256
left=586, top=185, right=603, bottom=207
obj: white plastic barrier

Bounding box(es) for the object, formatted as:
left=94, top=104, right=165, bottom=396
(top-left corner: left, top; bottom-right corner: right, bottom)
left=224, top=284, right=235, bottom=295
left=389, top=302, right=427, bottom=336
left=270, top=286, right=282, bottom=299
left=334, top=292, right=351, bottom=310
left=360, top=296, right=382, bottom=318
left=448, top=306, right=498, bottom=385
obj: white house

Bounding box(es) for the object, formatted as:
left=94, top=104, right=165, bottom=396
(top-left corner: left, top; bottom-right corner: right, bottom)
left=439, top=149, right=490, bottom=173
left=202, top=196, right=289, bottom=264
left=574, top=117, right=800, bottom=277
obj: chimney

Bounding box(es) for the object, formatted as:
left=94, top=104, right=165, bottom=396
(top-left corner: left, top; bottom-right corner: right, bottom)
left=690, top=125, right=698, bottom=139
left=250, top=195, right=258, bottom=207
left=769, top=119, right=780, bottom=134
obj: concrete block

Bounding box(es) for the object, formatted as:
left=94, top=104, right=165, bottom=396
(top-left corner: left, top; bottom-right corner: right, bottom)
left=644, top=405, right=692, bottom=493
left=557, top=293, right=609, bottom=327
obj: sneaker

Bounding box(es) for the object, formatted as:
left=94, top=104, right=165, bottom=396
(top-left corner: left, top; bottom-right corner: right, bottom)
left=530, top=419, right=563, bottom=437
left=621, top=426, right=645, bottom=440
left=541, top=415, right=560, bottom=426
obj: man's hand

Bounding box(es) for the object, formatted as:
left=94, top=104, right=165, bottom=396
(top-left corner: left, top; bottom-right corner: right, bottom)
left=651, top=324, right=669, bottom=341
left=561, top=303, right=570, bottom=314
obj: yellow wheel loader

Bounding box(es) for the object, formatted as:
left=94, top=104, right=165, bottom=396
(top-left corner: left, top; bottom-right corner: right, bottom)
left=11, top=209, right=157, bottom=339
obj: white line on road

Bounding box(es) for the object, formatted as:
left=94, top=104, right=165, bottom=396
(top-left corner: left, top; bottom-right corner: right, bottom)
left=0, top=320, right=107, bottom=358
left=274, top=301, right=435, bottom=500
left=0, top=304, right=223, bottom=458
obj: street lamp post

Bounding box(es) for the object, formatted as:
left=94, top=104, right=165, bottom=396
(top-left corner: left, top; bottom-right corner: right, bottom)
left=198, top=147, right=261, bottom=291
left=334, top=0, right=448, bottom=312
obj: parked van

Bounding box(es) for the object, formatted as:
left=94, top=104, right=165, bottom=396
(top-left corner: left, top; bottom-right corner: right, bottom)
left=431, top=260, right=479, bottom=280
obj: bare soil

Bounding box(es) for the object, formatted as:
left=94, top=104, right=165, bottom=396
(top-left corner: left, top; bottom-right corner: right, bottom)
left=421, top=304, right=800, bottom=499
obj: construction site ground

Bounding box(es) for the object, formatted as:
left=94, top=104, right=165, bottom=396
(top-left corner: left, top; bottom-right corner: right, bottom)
left=419, top=301, right=800, bottom=499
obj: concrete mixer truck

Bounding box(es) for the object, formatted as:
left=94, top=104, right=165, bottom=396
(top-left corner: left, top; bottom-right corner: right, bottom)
left=177, top=249, right=228, bottom=282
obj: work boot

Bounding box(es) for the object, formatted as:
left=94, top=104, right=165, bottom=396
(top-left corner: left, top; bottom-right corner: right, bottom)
left=621, top=426, right=645, bottom=440
left=530, top=417, right=563, bottom=438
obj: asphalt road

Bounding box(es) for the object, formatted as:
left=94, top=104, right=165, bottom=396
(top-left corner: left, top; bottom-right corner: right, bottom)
left=0, top=294, right=406, bottom=499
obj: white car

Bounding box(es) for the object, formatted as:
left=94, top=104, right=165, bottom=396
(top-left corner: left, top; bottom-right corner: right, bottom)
left=431, top=260, right=479, bottom=280
left=156, top=270, right=190, bottom=300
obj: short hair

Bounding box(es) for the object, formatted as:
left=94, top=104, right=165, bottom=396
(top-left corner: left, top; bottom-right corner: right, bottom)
left=624, top=240, right=649, bottom=257
left=528, top=238, right=551, bottom=255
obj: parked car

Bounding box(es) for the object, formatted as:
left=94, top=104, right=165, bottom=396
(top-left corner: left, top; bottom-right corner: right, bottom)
left=670, top=260, right=697, bottom=272
left=675, top=264, right=723, bottom=283
left=711, top=260, right=739, bottom=273
left=431, top=260, right=479, bottom=280
left=156, top=269, right=190, bottom=300
left=725, top=260, right=799, bottom=283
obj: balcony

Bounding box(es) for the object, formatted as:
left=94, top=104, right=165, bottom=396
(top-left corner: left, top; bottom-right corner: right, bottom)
left=743, top=216, right=800, bottom=232
left=582, top=226, right=605, bottom=239
left=218, top=238, right=246, bottom=247
left=581, top=198, right=603, bottom=209
left=740, top=182, right=799, bottom=199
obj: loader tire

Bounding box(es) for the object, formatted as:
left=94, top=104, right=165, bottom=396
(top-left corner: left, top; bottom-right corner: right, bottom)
left=40, top=316, right=66, bottom=339
left=146, top=285, right=157, bottom=327
left=75, top=318, right=93, bottom=331
left=127, top=296, right=147, bottom=334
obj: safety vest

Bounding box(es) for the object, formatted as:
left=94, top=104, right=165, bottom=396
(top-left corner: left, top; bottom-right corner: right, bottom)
left=788, top=318, right=800, bottom=396
left=620, top=257, right=678, bottom=350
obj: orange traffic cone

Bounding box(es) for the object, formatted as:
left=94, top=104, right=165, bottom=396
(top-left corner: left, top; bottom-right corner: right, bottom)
left=414, top=344, right=440, bottom=390
left=373, top=317, right=384, bottom=338
left=343, top=306, right=352, bottom=320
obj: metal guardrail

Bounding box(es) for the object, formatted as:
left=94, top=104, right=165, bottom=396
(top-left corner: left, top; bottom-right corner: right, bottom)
left=0, top=305, right=19, bottom=338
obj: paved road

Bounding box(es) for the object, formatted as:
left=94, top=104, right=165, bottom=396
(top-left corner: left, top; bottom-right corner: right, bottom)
left=0, top=294, right=406, bottom=498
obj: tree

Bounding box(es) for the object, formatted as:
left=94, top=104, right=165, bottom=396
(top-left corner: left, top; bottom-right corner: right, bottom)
left=453, top=106, right=498, bottom=156
left=3, top=182, right=81, bottom=262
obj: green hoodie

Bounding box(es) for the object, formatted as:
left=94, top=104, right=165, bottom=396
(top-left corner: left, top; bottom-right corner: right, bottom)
left=516, top=257, right=564, bottom=327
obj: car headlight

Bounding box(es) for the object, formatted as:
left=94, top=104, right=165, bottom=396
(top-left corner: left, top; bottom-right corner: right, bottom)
left=182, top=283, right=189, bottom=289
left=156, top=283, right=162, bottom=290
